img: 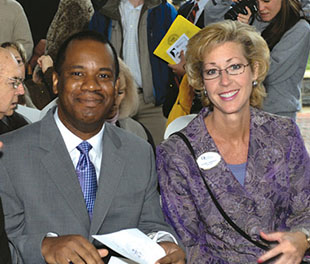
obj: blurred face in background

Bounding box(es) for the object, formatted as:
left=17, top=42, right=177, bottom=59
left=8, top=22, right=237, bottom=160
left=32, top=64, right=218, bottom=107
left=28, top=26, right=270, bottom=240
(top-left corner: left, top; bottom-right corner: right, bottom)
left=0, top=49, right=25, bottom=118
left=107, top=75, right=126, bottom=119
left=258, top=0, right=282, bottom=21
left=3, top=46, right=26, bottom=115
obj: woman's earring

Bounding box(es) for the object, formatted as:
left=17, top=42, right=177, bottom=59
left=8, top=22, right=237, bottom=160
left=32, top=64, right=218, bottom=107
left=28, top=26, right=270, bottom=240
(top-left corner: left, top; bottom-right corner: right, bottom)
left=203, top=89, right=208, bottom=97
left=252, top=80, right=258, bottom=87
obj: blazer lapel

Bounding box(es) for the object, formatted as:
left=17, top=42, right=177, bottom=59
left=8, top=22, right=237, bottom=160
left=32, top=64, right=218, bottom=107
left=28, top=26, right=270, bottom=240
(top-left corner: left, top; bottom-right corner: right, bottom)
left=39, top=110, right=90, bottom=233
left=90, top=124, right=126, bottom=238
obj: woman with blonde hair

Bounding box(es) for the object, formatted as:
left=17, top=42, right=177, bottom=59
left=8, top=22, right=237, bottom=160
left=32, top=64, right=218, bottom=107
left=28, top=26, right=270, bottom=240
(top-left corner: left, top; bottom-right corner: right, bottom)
left=107, top=58, right=155, bottom=151
left=157, top=20, right=310, bottom=263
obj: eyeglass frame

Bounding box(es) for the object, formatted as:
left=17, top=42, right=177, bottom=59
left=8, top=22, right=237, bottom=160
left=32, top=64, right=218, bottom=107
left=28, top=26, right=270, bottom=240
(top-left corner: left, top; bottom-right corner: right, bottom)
left=202, top=63, right=250, bottom=80
left=7, top=77, right=25, bottom=90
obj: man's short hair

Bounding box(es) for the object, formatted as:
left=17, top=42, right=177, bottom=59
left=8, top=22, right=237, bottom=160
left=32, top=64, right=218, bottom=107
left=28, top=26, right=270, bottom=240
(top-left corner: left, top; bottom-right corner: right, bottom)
left=1, top=41, right=27, bottom=64
left=54, top=30, right=120, bottom=81
left=0, top=48, right=16, bottom=78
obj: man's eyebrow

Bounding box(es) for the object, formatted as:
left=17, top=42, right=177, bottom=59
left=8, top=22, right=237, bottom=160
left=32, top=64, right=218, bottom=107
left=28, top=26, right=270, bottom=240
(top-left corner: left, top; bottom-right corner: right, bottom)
left=64, top=66, right=113, bottom=72
left=99, top=67, right=113, bottom=73
left=66, top=65, right=84, bottom=70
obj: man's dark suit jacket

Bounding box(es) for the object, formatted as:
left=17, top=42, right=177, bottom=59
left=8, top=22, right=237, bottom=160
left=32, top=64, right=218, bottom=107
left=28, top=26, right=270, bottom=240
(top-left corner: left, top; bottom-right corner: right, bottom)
left=0, top=198, right=11, bottom=264
left=178, top=0, right=205, bottom=28
left=0, top=112, right=28, bottom=135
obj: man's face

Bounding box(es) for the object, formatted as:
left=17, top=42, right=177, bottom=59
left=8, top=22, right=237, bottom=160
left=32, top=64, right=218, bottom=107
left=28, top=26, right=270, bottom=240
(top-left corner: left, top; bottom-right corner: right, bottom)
left=53, top=39, right=119, bottom=138
left=0, top=53, right=24, bottom=119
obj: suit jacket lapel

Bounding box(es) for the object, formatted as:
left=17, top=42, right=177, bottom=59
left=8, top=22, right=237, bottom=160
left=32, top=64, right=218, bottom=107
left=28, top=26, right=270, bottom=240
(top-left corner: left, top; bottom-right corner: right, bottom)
left=90, top=123, right=126, bottom=238
left=39, top=110, right=90, bottom=233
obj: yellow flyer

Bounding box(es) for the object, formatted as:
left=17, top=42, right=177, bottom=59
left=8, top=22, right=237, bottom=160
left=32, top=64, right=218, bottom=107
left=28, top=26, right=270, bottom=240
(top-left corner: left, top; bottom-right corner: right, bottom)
left=153, top=15, right=200, bottom=65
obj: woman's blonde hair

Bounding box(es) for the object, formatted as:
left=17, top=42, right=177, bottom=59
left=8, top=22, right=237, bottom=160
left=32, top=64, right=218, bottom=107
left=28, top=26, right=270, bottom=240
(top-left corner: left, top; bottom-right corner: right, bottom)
left=118, top=58, right=139, bottom=119
left=185, top=20, right=270, bottom=108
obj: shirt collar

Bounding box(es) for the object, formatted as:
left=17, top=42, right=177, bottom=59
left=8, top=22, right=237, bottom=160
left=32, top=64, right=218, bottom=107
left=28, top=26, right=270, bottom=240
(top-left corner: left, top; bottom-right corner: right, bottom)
left=195, top=0, right=209, bottom=10
left=122, top=0, right=143, bottom=10
left=54, top=107, right=105, bottom=155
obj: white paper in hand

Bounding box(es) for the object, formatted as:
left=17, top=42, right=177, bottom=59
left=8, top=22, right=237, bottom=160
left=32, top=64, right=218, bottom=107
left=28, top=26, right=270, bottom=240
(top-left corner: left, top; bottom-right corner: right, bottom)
left=108, top=257, right=138, bottom=264
left=92, top=228, right=166, bottom=264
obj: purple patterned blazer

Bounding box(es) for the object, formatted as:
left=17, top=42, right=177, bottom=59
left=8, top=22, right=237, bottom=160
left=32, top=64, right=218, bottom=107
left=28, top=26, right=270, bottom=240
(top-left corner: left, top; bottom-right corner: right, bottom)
left=156, top=107, right=310, bottom=263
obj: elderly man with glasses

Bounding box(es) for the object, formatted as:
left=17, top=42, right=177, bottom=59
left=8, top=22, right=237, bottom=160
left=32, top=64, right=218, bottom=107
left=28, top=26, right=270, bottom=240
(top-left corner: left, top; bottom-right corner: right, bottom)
left=0, top=48, right=26, bottom=135
left=0, top=48, right=25, bottom=120
left=0, top=47, right=24, bottom=264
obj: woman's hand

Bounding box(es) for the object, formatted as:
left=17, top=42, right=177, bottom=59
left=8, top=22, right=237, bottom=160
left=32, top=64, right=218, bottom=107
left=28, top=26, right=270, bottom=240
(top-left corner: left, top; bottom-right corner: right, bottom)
left=37, top=55, right=53, bottom=73
left=257, top=231, right=309, bottom=264
left=237, top=6, right=252, bottom=24
left=168, top=50, right=186, bottom=78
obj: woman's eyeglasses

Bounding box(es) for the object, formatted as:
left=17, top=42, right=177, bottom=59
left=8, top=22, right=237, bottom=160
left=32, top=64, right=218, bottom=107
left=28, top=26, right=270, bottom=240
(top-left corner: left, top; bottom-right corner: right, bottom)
left=202, top=63, right=250, bottom=80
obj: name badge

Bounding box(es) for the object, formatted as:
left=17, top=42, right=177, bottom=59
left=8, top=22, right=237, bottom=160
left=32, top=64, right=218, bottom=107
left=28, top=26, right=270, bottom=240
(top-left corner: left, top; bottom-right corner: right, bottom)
left=197, top=152, right=221, bottom=170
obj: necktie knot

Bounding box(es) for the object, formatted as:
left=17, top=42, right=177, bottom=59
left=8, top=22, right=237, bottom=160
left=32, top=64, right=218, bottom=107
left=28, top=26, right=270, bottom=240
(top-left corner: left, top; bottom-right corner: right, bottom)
left=77, top=141, right=92, bottom=155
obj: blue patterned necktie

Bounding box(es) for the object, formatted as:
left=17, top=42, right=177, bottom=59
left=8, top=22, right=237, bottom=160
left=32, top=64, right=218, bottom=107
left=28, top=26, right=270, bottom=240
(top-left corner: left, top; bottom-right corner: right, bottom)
left=76, top=141, right=97, bottom=219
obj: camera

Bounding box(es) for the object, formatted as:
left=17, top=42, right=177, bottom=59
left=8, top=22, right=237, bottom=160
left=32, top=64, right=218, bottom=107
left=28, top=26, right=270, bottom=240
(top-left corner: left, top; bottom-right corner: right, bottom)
left=224, top=0, right=258, bottom=20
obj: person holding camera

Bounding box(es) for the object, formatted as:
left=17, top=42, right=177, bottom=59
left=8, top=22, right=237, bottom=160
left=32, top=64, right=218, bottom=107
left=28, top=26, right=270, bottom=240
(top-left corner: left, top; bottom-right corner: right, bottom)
left=204, top=0, right=310, bottom=120
left=157, top=20, right=310, bottom=263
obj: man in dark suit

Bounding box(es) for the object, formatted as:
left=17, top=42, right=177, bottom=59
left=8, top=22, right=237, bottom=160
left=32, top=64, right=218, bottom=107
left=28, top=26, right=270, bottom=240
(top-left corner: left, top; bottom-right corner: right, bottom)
left=0, top=47, right=26, bottom=264
left=178, top=0, right=208, bottom=28
left=0, top=31, right=185, bottom=263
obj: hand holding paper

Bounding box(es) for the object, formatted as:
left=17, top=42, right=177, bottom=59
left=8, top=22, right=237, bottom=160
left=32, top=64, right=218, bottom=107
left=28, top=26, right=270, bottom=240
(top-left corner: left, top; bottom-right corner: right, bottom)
left=93, top=229, right=185, bottom=264
left=168, top=50, right=186, bottom=77
left=153, top=15, right=200, bottom=64
left=93, top=228, right=166, bottom=264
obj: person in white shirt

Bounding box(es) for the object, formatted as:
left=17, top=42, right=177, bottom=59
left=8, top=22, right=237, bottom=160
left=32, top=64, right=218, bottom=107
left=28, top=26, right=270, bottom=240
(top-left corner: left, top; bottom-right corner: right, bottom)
left=89, top=0, right=178, bottom=146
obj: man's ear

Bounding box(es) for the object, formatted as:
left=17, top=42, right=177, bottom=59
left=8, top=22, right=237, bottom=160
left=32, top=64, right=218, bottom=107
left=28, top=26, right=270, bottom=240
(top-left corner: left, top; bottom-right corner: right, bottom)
left=52, top=71, right=59, bottom=95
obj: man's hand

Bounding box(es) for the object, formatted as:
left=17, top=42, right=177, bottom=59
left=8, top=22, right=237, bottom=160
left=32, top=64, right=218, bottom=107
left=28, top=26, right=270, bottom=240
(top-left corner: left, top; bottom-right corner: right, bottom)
left=41, top=235, right=108, bottom=264
left=155, top=241, right=186, bottom=264
left=257, top=231, right=309, bottom=264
